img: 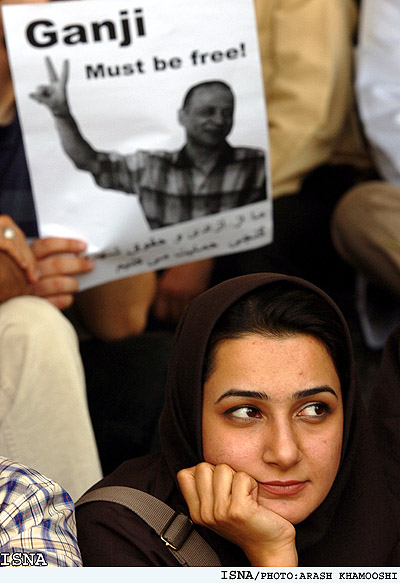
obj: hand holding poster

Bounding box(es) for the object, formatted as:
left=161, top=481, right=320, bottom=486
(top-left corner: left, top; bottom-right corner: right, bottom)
left=3, top=0, right=271, bottom=290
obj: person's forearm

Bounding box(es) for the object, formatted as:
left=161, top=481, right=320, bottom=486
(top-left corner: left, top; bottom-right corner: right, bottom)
left=53, top=111, right=100, bottom=173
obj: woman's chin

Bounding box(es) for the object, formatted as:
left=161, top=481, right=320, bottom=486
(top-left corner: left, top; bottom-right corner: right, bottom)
left=256, top=493, right=311, bottom=526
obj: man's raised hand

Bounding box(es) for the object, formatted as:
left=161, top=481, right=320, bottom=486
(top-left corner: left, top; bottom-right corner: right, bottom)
left=30, top=57, right=69, bottom=116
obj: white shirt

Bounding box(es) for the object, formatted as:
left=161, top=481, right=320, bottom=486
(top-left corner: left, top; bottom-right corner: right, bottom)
left=357, top=0, right=400, bottom=185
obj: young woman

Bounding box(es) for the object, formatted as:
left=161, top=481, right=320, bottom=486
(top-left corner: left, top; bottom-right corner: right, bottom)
left=76, top=273, right=400, bottom=566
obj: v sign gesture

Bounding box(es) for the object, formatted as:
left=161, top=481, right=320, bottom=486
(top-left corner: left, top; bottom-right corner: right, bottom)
left=30, top=56, right=70, bottom=117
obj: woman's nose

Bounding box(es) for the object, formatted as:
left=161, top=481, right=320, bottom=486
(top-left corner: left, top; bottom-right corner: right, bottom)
left=261, top=420, right=302, bottom=469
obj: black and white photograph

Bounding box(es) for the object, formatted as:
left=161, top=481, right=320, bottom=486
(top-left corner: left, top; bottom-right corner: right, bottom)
left=31, top=65, right=267, bottom=230
left=3, top=0, right=271, bottom=289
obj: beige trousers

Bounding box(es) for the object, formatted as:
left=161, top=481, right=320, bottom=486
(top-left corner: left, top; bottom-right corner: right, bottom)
left=0, top=296, right=102, bottom=500
left=332, top=180, right=400, bottom=297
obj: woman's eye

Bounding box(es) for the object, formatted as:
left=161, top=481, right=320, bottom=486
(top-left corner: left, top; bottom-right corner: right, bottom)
left=227, top=406, right=262, bottom=420
left=298, top=402, right=330, bottom=419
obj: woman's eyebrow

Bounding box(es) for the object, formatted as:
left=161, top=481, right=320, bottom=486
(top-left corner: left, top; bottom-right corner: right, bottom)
left=216, top=389, right=268, bottom=403
left=292, top=387, right=338, bottom=400
left=215, top=386, right=338, bottom=404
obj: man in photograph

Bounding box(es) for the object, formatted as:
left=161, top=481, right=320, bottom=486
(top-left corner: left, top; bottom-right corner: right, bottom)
left=31, top=58, right=266, bottom=229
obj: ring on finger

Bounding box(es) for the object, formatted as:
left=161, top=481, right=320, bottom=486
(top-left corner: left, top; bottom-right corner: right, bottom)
left=2, top=226, right=16, bottom=240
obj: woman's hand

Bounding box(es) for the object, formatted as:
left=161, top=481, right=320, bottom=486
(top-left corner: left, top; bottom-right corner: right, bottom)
left=30, top=236, right=94, bottom=310
left=177, top=462, right=298, bottom=567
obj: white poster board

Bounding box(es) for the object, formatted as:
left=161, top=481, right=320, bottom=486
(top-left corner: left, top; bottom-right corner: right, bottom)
left=3, top=0, right=271, bottom=289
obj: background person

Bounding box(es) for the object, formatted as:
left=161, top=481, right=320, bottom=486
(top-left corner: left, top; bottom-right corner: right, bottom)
left=332, top=0, right=400, bottom=349
left=75, top=274, right=400, bottom=566
left=237, top=0, right=371, bottom=306
left=151, top=0, right=370, bottom=325
left=153, top=0, right=371, bottom=326
left=0, top=215, right=102, bottom=500
left=0, top=457, right=82, bottom=567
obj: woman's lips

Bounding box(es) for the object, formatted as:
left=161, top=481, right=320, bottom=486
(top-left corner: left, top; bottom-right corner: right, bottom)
left=259, top=481, right=308, bottom=496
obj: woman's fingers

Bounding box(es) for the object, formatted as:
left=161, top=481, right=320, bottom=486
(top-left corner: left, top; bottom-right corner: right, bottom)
left=178, top=463, right=220, bottom=524
left=212, top=464, right=236, bottom=519
left=178, top=463, right=297, bottom=566
left=178, top=463, right=236, bottom=525
left=230, top=470, right=259, bottom=506
left=177, top=466, right=201, bottom=521
left=194, top=462, right=217, bottom=524
left=179, top=463, right=290, bottom=533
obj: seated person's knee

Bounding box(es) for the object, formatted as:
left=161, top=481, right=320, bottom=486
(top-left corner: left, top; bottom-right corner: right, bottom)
left=74, top=272, right=156, bottom=341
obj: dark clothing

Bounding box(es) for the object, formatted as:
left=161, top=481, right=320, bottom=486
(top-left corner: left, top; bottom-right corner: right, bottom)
left=77, top=453, right=247, bottom=567
left=93, top=144, right=266, bottom=229
left=0, top=115, right=38, bottom=237
left=76, top=274, right=400, bottom=566
left=213, top=164, right=359, bottom=315
left=81, top=331, right=172, bottom=476
left=369, top=324, right=400, bottom=502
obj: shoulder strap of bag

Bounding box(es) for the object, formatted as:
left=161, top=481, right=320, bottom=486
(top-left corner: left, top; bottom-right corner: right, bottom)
left=76, top=485, right=221, bottom=567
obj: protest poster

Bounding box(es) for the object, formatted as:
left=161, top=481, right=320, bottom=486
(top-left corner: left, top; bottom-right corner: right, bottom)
left=2, top=0, right=271, bottom=290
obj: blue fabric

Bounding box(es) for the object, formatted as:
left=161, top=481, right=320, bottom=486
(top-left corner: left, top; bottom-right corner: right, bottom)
left=0, top=457, right=82, bottom=567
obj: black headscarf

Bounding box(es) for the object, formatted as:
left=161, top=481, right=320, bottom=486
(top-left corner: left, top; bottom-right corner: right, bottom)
left=159, top=273, right=400, bottom=566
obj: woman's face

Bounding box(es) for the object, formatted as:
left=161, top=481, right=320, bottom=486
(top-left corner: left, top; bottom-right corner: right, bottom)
left=202, top=333, right=343, bottom=525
